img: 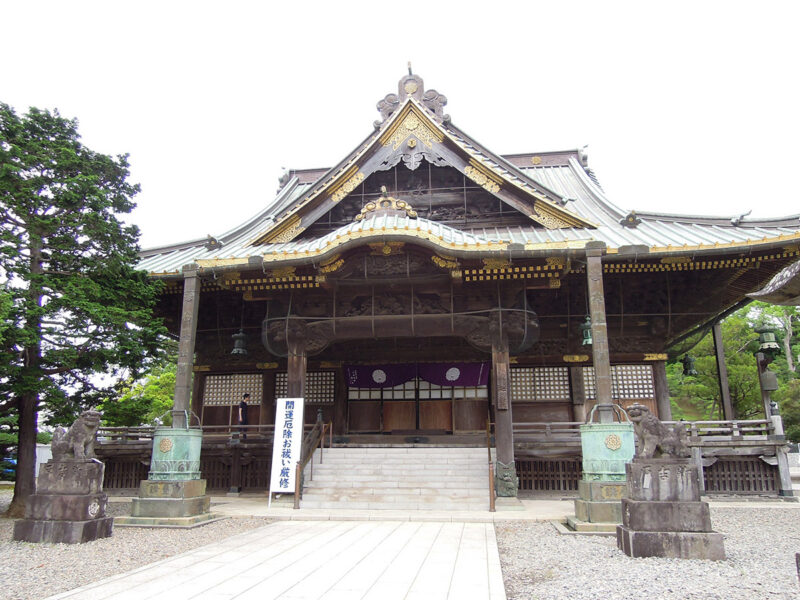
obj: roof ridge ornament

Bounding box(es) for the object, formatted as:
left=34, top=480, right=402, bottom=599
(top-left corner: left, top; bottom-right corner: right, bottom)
left=376, top=70, right=449, bottom=125
left=355, top=186, right=418, bottom=222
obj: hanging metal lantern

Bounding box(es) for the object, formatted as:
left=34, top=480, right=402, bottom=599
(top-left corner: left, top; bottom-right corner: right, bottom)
left=681, top=354, right=698, bottom=376
left=579, top=315, right=593, bottom=346
left=754, top=325, right=780, bottom=359
left=231, top=329, right=248, bottom=356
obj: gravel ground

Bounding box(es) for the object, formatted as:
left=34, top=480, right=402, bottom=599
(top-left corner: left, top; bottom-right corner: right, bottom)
left=496, top=504, right=800, bottom=600
left=3, top=487, right=799, bottom=600
left=0, top=490, right=272, bottom=600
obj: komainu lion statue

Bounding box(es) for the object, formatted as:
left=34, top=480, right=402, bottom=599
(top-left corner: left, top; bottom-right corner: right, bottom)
left=52, top=410, right=102, bottom=461
left=626, top=403, right=689, bottom=458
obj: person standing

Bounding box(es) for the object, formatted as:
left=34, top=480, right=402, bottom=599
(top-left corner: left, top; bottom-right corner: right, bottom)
left=239, top=393, right=250, bottom=440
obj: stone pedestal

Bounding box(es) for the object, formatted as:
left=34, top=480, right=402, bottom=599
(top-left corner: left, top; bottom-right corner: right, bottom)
left=13, top=459, right=113, bottom=544
left=616, top=458, right=725, bottom=560
left=115, top=427, right=218, bottom=528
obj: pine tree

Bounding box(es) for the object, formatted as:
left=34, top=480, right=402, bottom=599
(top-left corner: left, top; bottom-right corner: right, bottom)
left=0, top=103, right=166, bottom=516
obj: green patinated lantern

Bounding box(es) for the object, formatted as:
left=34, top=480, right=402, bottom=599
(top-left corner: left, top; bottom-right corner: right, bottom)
left=681, top=354, right=698, bottom=376
left=754, top=325, right=780, bottom=359
left=579, top=315, right=593, bottom=346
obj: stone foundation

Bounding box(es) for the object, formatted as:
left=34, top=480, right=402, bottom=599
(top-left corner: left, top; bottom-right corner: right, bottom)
left=116, top=478, right=216, bottom=528
left=616, top=458, right=725, bottom=560
left=13, top=458, right=113, bottom=544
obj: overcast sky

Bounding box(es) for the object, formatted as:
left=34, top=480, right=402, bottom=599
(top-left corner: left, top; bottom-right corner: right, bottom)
left=4, top=1, right=799, bottom=249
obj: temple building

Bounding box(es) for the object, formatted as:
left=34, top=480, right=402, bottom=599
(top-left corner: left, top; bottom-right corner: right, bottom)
left=124, top=71, right=800, bottom=498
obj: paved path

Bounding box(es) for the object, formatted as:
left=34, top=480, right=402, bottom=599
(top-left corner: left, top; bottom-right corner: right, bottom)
left=48, top=520, right=506, bottom=600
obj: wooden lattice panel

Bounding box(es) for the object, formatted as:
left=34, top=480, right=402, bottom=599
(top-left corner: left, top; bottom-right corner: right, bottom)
left=512, top=367, right=570, bottom=402
left=275, top=371, right=335, bottom=404
left=583, top=365, right=655, bottom=401
left=612, top=364, right=655, bottom=399
left=203, top=374, right=263, bottom=406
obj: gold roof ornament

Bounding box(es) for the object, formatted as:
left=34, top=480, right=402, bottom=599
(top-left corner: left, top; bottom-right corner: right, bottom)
left=355, top=186, right=418, bottom=222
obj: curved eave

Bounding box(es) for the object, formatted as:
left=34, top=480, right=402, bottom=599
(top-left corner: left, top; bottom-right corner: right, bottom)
left=747, top=259, right=800, bottom=305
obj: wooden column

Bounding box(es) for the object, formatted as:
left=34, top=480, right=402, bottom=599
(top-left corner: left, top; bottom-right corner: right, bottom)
left=334, top=366, right=347, bottom=435
left=261, top=371, right=276, bottom=426
left=492, top=331, right=517, bottom=497
left=653, top=361, right=672, bottom=420
left=586, top=244, right=613, bottom=418
left=570, top=366, right=587, bottom=423
left=712, top=322, right=734, bottom=420
left=173, top=264, right=200, bottom=429
left=287, top=327, right=307, bottom=422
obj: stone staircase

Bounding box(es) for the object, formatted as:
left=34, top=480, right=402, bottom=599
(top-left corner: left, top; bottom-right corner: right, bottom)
left=300, top=447, right=492, bottom=511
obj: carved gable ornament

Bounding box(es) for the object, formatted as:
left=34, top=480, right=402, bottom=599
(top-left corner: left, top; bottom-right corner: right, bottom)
left=253, top=71, right=595, bottom=246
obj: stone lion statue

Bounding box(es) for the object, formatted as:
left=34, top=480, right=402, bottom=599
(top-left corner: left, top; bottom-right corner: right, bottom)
left=52, top=410, right=102, bottom=461
left=626, top=404, right=689, bottom=458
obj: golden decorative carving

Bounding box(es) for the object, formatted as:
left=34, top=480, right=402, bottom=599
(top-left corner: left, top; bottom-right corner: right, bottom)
left=369, top=241, right=405, bottom=255
left=530, top=206, right=571, bottom=229
left=404, top=81, right=419, bottom=94
left=660, top=256, right=692, bottom=264
left=383, top=111, right=442, bottom=150
left=563, top=355, right=590, bottom=363
left=319, top=258, right=344, bottom=273
left=548, top=278, right=561, bottom=289
left=256, top=362, right=279, bottom=369
left=643, top=353, right=668, bottom=361
left=159, top=438, right=173, bottom=453
left=545, top=257, right=565, bottom=268
left=531, top=156, right=542, bottom=165
left=331, top=171, right=365, bottom=203
left=482, top=258, right=511, bottom=270
left=431, top=255, right=459, bottom=269
left=356, top=189, right=417, bottom=221
left=407, top=139, right=417, bottom=148
left=464, top=165, right=500, bottom=194
left=265, top=215, right=304, bottom=244
left=270, top=266, right=296, bottom=279
left=192, top=365, right=211, bottom=372
left=605, top=434, right=622, bottom=451
left=319, top=361, right=342, bottom=368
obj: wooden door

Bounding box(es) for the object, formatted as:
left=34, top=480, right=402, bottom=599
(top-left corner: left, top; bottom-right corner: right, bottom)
left=383, top=401, right=416, bottom=432
left=419, top=400, right=452, bottom=431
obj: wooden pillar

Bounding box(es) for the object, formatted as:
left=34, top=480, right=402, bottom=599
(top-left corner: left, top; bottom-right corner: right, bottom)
left=586, top=244, right=613, bottom=419
left=492, top=331, right=517, bottom=497
left=653, top=361, right=672, bottom=420
left=712, top=322, right=734, bottom=420
left=334, top=366, right=347, bottom=435
left=287, top=328, right=307, bottom=424
left=570, top=366, right=587, bottom=423
left=173, top=264, right=200, bottom=429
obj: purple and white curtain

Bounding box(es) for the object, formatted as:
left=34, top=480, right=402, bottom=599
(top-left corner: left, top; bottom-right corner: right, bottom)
left=345, top=363, right=489, bottom=388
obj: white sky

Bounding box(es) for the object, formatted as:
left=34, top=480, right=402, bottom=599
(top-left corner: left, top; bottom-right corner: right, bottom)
left=4, top=1, right=799, bottom=249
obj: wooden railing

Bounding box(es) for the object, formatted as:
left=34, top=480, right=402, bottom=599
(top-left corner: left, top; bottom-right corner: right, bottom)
left=294, top=420, right=333, bottom=509
left=97, top=423, right=322, bottom=444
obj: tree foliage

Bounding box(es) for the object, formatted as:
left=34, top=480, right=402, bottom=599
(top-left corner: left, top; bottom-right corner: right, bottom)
left=0, top=103, right=166, bottom=515
left=669, top=301, right=800, bottom=441
left=99, top=363, right=176, bottom=427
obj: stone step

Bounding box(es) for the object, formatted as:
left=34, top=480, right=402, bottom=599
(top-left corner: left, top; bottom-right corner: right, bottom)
left=299, top=499, right=490, bottom=511
left=301, top=487, right=487, bottom=498
left=305, top=478, right=487, bottom=489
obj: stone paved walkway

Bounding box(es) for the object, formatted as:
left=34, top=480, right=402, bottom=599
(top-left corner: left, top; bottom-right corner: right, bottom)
left=47, top=520, right=506, bottom=600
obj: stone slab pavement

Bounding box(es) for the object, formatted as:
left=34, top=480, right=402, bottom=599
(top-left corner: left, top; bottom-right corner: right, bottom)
left=46, top=520, right=506, bottom=600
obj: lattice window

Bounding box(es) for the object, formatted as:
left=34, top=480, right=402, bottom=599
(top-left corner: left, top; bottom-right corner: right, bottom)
left=511, top=367, right=570, bottom=402
left=347, top=378, right=488, bottom=401
left=275, top=371, right=335, bottom=404
left=203, top=373, right=263, bottom=406
left=612, top=364, right=655, bottom=399
left=583, top=365, right=655, bottom=401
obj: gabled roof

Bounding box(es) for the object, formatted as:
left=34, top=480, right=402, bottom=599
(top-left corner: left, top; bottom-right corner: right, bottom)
left=137, top=72, right=800, bottom=276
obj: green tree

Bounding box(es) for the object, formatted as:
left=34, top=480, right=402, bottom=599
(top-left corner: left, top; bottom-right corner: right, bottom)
left=99, top=363, right=176, bottom=427
left=0, top=103, right=166, bottom=517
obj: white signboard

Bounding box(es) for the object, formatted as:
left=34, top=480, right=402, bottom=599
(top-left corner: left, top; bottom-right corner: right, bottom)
left=269, top=397, right=305, bottom=497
